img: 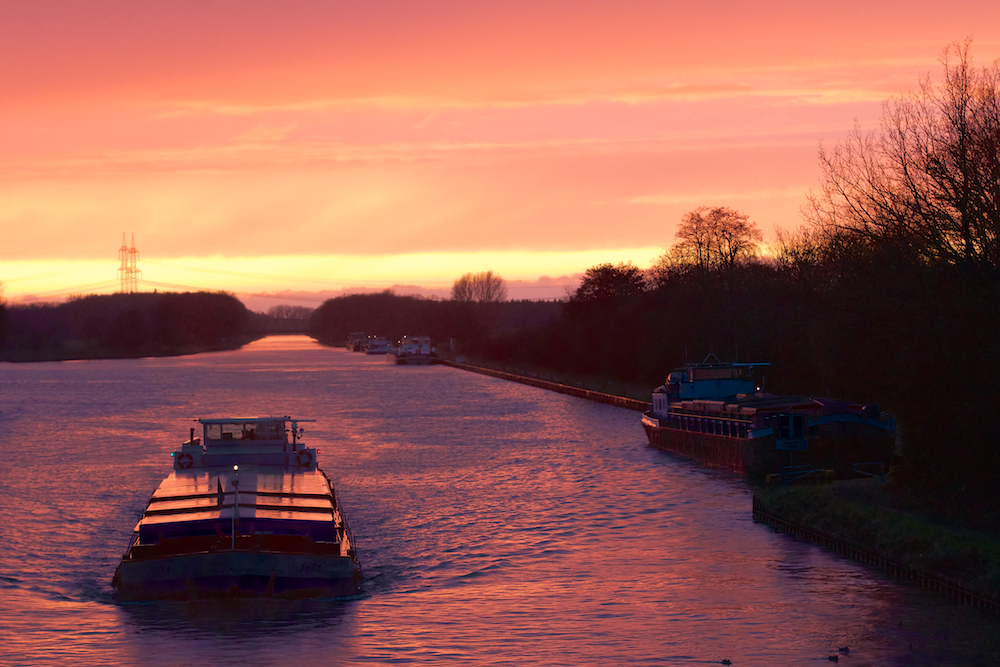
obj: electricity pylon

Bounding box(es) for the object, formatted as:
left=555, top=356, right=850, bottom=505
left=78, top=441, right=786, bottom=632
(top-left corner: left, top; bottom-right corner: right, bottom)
left=118, top=233, right=142, bottom=293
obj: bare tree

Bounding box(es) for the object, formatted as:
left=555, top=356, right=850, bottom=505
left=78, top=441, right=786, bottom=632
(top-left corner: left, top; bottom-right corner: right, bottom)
left=452, top=271, right=508, bottom=302
left=804, top=39, right=1000, bottom=272
left=451, top=274, right=476, bottom=301
left=267, top=305, right=315, bottom=319
left=473, top=271, right=507, bottom=302
left=769, top=225, right=825, bottom=268
left=660, top=206, right=762, bottom=272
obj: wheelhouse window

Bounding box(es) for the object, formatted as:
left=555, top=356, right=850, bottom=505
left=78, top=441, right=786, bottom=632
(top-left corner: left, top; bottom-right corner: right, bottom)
left=205, top=421, right=285, bottom=442
left=775, top=413, right=808, bottom=450
left=777, top=414, right=805, bottom=439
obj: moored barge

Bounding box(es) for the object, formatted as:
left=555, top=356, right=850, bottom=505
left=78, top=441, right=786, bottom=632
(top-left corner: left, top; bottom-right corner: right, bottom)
left=641, top=358, right=896, bottom=480
left=113, top=416, right=362, bottom=601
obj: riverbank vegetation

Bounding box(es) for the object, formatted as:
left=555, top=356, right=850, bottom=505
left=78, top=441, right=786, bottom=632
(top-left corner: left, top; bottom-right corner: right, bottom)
left=0, top=291, right=259, bottom=361
left=755, top=479, right=1000, bottom=602
left=309, top=291, right=561, bottom=354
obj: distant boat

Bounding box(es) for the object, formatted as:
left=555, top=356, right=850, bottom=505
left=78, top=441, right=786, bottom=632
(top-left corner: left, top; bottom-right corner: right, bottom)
left=347, top=332, right=366, bottom=351
left=365, top=336, right=391, bottom=355
left=112, top=416, right=362, bottom=601
left=389, top=335, right=438, bottom=365
left=641, top=356, right=896, bottom=480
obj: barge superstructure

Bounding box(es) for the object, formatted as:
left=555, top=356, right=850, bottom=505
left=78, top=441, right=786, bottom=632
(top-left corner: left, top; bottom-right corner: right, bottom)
left=113, top=416, right=362, bottom=601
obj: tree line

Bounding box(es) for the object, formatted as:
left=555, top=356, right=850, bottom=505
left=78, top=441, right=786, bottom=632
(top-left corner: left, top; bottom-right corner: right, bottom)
left=309, top=290, right=560, bottom=353
left=0, top=291, right=257, bottom=361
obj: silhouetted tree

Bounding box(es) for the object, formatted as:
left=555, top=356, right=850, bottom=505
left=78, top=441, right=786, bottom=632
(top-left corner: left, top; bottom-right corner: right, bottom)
left=766, top=225, right=831, bottom=289
left=654, top=206, right=762, bottom=275
left=451, top=271, right=508, bottom=302
left=0, top=282, right=6, bottom=348
left=267, top=305, right=315, bottom=319
left=475, top=270, right=508, bottom=302
left=1, top=291, right=252, bottom=361
left=451, top=274, right=475, bottom=301
left=570, top=262, right=648, bottom=302
left=805, top=39, right=1000, bottom=273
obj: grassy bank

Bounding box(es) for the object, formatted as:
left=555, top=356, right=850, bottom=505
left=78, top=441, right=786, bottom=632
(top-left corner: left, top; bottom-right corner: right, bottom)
left=755, top=478, right=1000, bottom=605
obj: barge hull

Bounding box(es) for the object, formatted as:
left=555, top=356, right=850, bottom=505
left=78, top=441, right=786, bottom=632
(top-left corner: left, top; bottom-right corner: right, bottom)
left=114, top=550, right=362, bottom=601
left=643, top=416, right=895, bottom=480
left=393, top=356, right=433, bottom=365
left=642, top=420, right=751, bottom=475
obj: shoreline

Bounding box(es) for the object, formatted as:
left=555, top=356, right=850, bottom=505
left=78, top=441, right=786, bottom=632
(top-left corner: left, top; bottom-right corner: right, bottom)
left=0, top=334, right=264, bottom=363
left=753, top=485, right=1000, bottom=613
left=439, top=359, right=650, bottom=412
left=444, top=358, right=1000, bottom=612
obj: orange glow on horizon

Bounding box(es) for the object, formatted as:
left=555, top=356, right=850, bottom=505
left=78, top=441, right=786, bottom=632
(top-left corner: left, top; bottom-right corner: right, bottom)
left=2, top=249, right=671, bottom=306
left=2, top=1, right=1000, bottom=303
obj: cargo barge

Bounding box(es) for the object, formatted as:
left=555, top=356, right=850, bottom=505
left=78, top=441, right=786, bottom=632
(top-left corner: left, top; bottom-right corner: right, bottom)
left=113, top=416, right=362, bottom=601
left=641, top=357, right=896, bottom=480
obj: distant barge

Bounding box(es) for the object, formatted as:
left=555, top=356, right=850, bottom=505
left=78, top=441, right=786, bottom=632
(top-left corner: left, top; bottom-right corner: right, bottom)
left=641, top=358, right=896, bottom=479
left=389, top=335, right=439, bottom=365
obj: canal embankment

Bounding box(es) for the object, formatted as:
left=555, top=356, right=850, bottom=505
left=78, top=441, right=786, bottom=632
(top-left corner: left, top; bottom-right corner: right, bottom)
left=443, top=358, right=1000, bottom=614
left=439, top=359, right=650, bottom=412
left=754, top=480, right=1000, bottom=613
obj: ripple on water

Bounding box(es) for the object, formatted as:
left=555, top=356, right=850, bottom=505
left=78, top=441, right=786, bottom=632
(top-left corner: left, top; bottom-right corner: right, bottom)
left=4, top=340, right=1000, bottom=666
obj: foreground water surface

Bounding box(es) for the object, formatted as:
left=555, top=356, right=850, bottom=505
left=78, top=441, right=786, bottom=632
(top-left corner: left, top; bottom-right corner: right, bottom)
left=1, top=336, right=997, bottom=666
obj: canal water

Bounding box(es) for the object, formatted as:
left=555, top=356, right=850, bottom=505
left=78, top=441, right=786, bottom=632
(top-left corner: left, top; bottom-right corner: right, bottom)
left=1, top=336, right=997, bottom=666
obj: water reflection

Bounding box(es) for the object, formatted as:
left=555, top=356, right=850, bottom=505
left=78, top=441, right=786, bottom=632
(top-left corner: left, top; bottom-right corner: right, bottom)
left=115, top=597, right=356, bottom=638
left=3, top=338, right=1000, bottom=665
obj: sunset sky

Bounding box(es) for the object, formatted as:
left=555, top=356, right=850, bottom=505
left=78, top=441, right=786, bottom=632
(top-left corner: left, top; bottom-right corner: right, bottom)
left=3, top=1, right=999, bottom=308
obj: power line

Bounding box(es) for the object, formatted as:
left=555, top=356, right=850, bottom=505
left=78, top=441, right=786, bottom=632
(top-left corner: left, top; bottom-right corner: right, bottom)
left=141, top=260, right=353, bottom=285
left=141, top=279, right=235, bottom=293
left=1, top=268, right=96, bottom=284
left=141, top=259, right=455, bottom=286
left=10, top=280, right=121, bottom=300
left=141, top=280, right=326, bottom=303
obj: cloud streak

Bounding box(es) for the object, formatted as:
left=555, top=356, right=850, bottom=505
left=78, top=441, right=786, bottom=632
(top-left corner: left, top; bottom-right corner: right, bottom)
left=2, top=1, right=999, bottom=303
